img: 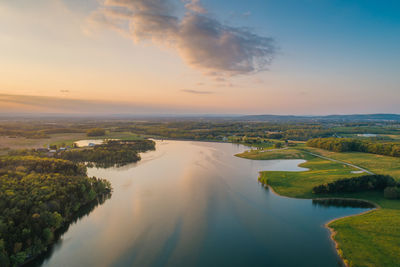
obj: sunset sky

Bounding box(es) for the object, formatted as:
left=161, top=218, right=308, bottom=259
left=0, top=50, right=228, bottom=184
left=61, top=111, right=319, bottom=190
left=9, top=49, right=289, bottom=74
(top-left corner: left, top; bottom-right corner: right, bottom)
left=1, top=0, right=399, bottom=115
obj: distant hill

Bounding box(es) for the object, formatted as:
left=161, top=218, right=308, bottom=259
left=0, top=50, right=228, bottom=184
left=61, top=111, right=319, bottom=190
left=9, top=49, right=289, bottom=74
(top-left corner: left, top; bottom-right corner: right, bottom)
left=238, top=114, right=400, bottom=122
left=1, top=113, right=399, bottom=123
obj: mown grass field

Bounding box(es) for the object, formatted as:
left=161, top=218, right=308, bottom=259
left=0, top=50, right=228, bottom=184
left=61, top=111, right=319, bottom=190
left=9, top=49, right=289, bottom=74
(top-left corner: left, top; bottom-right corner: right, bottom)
left=235, top=148, right=308, bottom=160
left=236, top=146, right=400, bottom=267
left=303, top=146, right=400, bottom=180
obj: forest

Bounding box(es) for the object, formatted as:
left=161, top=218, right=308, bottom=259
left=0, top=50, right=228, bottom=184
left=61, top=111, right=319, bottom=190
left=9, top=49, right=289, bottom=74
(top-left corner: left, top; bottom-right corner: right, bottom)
left=0, top=156, right=111, bottom=266
left=307, top=138, right=400, bottom=157
left=58, top=140, right=156, bottom=168
left=312, top=174, right=396, bottom=195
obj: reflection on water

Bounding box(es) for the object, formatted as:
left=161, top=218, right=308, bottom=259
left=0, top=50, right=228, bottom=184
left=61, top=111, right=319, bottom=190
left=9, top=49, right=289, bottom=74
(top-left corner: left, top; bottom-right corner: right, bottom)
left=36, top=141, right=373, bottom=267
left=312, top=198, right=376, bottom=208
left=29, top=194, right=111, bottom=266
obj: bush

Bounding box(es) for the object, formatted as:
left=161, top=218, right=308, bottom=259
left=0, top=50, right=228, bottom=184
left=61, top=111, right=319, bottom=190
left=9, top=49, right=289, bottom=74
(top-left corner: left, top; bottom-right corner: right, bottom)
left=312, top=175, right=396, bottom=194
left=86, top=128, right=106, bottom=137
left=384, top=186, right=400, bottom=199
left=274, top=142, right=283, bottom=149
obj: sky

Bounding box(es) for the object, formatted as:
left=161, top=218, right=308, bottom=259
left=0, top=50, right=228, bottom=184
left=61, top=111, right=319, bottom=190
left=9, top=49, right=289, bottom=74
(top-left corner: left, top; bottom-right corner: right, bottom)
left=0, top=0, right=399, bottom=115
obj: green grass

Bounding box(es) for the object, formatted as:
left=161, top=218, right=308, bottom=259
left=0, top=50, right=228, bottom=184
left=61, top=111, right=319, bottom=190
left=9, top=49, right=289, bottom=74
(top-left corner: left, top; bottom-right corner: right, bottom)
left=238, top=146, right=400, bottom=267
left=258, top=156, right=366, bottom=198
left=303, top=146, right=400, bottom=180
left=330, top=209, right=400, bottom=267
left=236, top=148, right=308, bottom=160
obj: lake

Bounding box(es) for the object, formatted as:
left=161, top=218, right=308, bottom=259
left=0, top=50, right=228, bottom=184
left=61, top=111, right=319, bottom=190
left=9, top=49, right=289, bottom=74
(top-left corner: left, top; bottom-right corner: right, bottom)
left=35, top=141, right=371, bottom=267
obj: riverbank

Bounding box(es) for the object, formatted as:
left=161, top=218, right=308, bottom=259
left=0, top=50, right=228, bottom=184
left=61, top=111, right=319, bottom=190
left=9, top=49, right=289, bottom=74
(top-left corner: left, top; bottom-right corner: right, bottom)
left=21, top=193, right=111, bottom=266
left=36, top=140, right=367, bottom=267
left=259, top=176, right=378, bottom=267
left=237, top=146, right=400, bottom=267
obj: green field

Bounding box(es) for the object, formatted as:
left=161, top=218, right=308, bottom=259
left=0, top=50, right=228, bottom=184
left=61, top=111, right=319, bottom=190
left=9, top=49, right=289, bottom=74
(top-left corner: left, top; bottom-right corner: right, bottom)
left=236, top=146, right=400, bottom=267
left=236, top=148, right=308, bottom=160
left=303, top=146, right=400, bottom=180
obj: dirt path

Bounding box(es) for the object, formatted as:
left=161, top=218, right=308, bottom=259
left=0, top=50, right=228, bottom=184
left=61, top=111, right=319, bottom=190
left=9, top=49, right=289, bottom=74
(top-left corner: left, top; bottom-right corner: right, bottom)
left=304, top=151, right=375, bottom=175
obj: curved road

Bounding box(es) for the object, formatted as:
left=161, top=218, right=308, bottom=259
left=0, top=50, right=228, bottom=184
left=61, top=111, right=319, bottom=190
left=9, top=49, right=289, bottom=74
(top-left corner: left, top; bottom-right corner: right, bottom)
left=304, top=151, right=375, bottom=175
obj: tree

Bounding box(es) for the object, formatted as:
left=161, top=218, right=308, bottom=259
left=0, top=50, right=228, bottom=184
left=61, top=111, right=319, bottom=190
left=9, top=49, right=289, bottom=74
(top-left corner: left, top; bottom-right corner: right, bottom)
left=274, top=142, right=283, bottom=149
left=384, top=187, right=400, bottom=199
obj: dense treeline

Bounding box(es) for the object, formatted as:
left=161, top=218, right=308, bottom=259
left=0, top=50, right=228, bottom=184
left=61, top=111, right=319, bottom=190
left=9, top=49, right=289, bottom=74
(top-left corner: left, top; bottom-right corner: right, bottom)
left=307, top=138, right=400, bottom=157
left=58, top=140, right=155, bottom=168
left=0, top=156, right=111, bottom=266
left=0, top=156, right=86, bottom=176
left=312, top=175, right=396, bottom=194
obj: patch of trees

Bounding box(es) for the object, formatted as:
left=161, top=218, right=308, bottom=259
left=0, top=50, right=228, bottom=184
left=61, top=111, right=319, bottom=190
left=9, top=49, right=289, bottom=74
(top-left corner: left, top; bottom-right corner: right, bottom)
left=384, top=186, right=400, bottom=199
left=312, top=175, right=396, bottom=194
left=274, top=142, right=284, bottom=149
left=307, top=138, right=400, bottom=157
left=0, top=156, right=111, bottom=266
left=58, top=140, right=155, bottom=168
left=86, top=128, right=106, bottom=137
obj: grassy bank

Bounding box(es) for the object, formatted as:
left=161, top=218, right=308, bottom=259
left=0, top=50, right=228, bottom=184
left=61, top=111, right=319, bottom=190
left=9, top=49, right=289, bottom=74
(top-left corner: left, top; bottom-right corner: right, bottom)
left=236, top=148, right=308, bottom=160
left=236, top=147, right=400, bottom=267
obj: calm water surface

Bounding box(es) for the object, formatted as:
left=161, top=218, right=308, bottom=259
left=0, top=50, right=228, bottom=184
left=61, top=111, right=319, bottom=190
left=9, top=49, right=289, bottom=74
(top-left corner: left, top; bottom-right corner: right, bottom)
left=38, top=141, right=371, bottom=267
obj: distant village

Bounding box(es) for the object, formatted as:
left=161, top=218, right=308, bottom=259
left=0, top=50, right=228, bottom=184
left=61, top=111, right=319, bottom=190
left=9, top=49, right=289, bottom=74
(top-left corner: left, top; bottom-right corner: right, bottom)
left=35, top=142, right=97, bottom=157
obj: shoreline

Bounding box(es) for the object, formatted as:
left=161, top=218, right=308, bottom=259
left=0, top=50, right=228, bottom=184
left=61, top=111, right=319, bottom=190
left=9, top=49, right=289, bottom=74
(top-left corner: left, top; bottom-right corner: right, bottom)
left=324, top=207, right=379, bottom=267
left=258, top=173, right=379, bottom=267
left=21, top=192, right=112, bottom=266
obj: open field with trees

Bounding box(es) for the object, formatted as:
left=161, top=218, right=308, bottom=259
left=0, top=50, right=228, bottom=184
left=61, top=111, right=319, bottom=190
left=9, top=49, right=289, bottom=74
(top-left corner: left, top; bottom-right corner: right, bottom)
left=0, top=134, right=87, bottom=150
left=1, top=117, right=399, bottom=150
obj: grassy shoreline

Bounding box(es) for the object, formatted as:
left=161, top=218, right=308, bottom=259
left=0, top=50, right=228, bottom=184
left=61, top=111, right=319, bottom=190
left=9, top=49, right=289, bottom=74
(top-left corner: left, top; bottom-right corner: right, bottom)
left=237, top=146, right=400, bottom=267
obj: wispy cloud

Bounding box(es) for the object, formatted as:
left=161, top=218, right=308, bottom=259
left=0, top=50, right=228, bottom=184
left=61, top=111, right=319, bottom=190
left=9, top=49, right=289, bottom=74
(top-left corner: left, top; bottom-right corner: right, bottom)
left=90, top=0, right=276, bottom=78
left=181, top=89, right=213, bottom=94
left=0, top=94, right=199, bottom=114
